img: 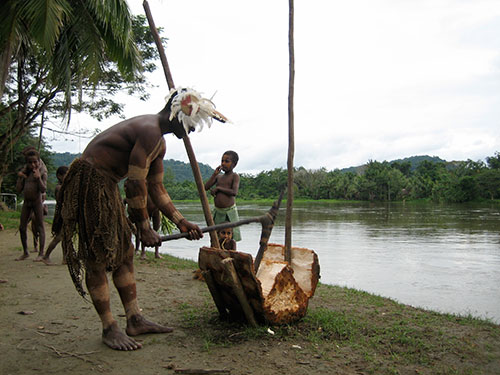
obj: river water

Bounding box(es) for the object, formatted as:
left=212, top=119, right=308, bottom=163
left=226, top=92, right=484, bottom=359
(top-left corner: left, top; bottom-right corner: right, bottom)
left=47, top=200, right=500, bottom=323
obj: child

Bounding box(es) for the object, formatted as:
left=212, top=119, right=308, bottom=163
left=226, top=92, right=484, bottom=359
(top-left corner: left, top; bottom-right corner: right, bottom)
left=16, top=148, right=47, bottom=261
left=218, top=226, right=236, bottom=251
left=42, top=166, right=69, bottom=265
left=204, top=150, right=241, bottom=246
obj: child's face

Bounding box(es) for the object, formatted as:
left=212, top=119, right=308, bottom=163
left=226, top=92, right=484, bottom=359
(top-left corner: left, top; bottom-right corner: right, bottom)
left=220, top=154, right=234, bottom=172
left=56, top=172, right=66, bottom=183
left=26, top=156, right=40, bottom=172
left=218, top=228, right=233, bottom=241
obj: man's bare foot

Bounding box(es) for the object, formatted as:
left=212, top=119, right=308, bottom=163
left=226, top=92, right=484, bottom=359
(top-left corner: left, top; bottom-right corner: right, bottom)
left=33, top=255, right=44, bottom=262
left=103, top=322, right=142, bottom=351
left=155, top=253, right=163, bottom=259
left=31, top=248, right=38, bottom=253
left=140, top=253, right=147, bottom=260
left=126, top=314, right=173, bottom=336
left=41, top=257, right=56, bottom=266
left=15, top=253, right=29, bottom=261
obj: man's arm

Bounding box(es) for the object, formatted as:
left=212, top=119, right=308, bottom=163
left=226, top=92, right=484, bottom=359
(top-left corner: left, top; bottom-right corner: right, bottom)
left=147, top=156, right=202, bottom=240
left=125, top=137, right=161, bottom=245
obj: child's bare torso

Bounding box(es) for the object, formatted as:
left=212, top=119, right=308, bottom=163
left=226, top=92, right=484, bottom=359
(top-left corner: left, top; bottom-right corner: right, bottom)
left=214, top=172, right=237, bottom=208
left=23, top=172, right=43, bottom=204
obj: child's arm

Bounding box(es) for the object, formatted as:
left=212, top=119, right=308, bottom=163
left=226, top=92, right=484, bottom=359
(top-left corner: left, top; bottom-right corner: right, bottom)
left=204, top=166, right=221, bottom=190
left=33, top=168, right=47, bottom=194
left=213, top=173, right=240, bottom=197
left=16, top=167, right=28, bottom=193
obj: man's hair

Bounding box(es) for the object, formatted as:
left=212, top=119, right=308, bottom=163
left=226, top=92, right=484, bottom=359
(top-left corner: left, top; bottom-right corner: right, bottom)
left=224, top=150, right=239, bottom=166
left=56, top=165, right=69, bottom=176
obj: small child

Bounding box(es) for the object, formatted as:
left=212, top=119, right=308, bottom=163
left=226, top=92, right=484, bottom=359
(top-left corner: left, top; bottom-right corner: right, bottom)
left=204, top=151, right=241, bottom=247
left=16, top=148, right=47, bottom=261
left=42, top=166, right=69, bottom=265
left=218, top=226, right=236, bottom=251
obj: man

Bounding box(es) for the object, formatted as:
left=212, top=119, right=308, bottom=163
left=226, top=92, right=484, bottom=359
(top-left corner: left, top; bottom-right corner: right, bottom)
left=54, top=88, right=227, bottom=351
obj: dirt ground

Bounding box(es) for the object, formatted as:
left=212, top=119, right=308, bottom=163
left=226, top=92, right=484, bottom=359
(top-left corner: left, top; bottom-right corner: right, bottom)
left=0, top=228, right=333, bottom=375
left=1, top=226, right=500, bottom=375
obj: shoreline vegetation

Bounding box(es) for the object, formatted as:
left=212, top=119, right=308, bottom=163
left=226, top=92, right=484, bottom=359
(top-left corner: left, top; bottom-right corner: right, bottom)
left=1, top=211, right=499, bottom=374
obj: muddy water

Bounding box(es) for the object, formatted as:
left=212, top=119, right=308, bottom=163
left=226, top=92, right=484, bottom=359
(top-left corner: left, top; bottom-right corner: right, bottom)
left=47, top=200, right=500, bottom=322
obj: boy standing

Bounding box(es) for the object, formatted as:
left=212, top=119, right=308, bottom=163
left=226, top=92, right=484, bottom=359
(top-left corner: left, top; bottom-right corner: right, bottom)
left=16, top=148, right=47, bottom=261
left=204, top=151, right=241, bottom=244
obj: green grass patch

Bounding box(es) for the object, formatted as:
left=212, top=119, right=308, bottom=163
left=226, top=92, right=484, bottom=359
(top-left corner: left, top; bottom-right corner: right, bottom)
left=137, top=251, right=197, bottom=270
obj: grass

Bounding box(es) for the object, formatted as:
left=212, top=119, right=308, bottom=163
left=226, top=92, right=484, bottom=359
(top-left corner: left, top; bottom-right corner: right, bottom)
left=0, top=209, right=21, bottom=230
left=137, top=251, right=197, bottom=270
left=166, top=280, right=500, bottom=374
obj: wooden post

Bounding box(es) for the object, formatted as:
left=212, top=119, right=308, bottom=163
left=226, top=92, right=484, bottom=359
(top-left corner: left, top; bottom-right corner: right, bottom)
left=221, top=258, right=258, bottom=327
left=143, top=0, right=219, bottom=247
left=284, top=0, right=295, bottom=264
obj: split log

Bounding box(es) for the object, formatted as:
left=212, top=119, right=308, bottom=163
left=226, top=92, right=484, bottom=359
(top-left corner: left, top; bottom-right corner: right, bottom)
left=198, top=244, right=319, bottom=325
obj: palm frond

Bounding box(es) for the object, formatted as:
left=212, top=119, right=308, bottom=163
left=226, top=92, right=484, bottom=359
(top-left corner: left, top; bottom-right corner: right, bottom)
left=19, top=0, right=72, bottom=52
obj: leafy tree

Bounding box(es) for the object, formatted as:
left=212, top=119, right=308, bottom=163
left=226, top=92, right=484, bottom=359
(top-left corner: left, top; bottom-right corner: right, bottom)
left=486, top=152, right=500, bottom=169
left=0, top=12, right=159, bottom=191
left=477, top=169, right=500, bottom=200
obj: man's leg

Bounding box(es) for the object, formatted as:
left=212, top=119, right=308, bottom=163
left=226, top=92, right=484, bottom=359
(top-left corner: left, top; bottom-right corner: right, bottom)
left=31, top=219, right=39, bottom=253
left=17, top=205, right=30, bottom=260
left=85, top=260, right=142, bottom=351
left=32, top=204, right=46, bottom=261
left=112, top=245, right=173, bottom=336
left=42, top=233, right=61, bottom=265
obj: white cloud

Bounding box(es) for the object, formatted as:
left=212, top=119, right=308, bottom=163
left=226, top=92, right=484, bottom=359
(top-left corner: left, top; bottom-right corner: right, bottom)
left=48, top=0, right=500, bottom=173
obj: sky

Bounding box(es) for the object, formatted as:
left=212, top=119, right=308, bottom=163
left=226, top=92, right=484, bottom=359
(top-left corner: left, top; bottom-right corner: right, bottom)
left=47, top=0, right=500, bottom=175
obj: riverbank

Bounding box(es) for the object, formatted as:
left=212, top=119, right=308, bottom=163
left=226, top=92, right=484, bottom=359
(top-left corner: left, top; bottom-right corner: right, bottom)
left=1, top=221, right=499, bottom=375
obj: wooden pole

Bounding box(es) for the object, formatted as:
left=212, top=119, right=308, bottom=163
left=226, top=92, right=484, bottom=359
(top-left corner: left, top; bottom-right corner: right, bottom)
left=222, top=258, right=258, bottom=327
left=284, top=0, right=295, bottom=264
left=201, top=270, right=229, bottom=319
left=143, top=1, right=219, bottom=247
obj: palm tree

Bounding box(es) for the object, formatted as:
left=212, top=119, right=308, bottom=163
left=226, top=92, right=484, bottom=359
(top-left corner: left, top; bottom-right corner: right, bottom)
left=0, top=0, right=143, bottom=191
left=0, top=0, right=141, bottom=98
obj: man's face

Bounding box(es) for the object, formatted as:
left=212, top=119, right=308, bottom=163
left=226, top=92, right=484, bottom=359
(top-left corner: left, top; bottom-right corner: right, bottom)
left=171, top=118, right=190, bottom=139
left=27, top=156, right=40, bottom=171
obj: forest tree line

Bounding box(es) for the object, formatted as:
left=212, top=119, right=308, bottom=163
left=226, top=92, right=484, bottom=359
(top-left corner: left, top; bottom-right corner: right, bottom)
left=2, top=147, right=499, bottom=204
left=165, top=152, right=500, bottom=203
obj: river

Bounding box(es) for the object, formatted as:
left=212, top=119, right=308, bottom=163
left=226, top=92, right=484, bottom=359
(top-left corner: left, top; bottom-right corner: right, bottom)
left=47, top=200, right=500, bottom=323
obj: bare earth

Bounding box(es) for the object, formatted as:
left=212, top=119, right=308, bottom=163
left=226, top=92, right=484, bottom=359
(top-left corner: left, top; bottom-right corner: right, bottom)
left=1, top=227, right=499, bottom=375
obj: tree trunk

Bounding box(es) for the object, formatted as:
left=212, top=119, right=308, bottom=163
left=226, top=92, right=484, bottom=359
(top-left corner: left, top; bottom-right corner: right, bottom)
left=285, top=0, right=295, bottom=263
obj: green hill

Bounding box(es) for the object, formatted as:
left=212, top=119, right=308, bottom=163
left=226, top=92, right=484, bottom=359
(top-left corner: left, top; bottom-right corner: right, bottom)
left=340, top=155, right=447, bottom=174
left=49, top=153, right=214, bottom=182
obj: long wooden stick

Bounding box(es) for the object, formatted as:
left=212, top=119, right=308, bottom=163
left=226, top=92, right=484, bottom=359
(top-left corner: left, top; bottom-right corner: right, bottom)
left=222, top=258, right=258, bottom=327
left=143, top=1, right=219, bottom=247
left=160, top=194, right=282, bottom=243
left=284, top=0, right=295, bottom=263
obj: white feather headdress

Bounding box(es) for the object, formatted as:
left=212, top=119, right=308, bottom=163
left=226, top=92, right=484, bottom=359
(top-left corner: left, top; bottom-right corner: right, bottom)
left=165, top=87, right=228, bottom=135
